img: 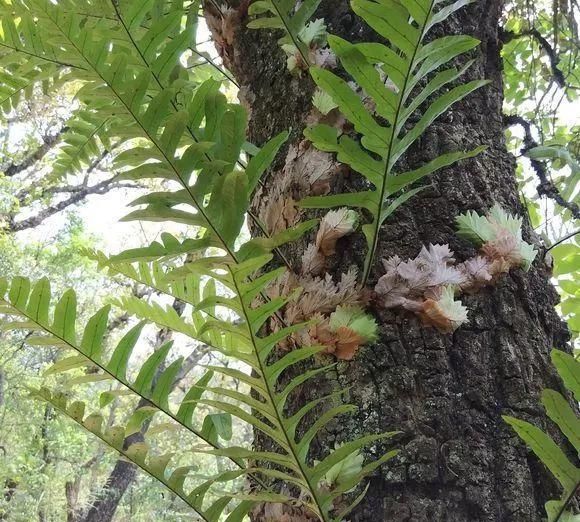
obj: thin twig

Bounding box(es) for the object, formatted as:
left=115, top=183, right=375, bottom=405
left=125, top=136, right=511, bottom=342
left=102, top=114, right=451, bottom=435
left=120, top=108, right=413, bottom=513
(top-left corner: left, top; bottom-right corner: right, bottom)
left=504, top=114, right=580, bottom=220
left=545, top=229, right=580, bottom=253
left=501, top=28, right=579, bottom=89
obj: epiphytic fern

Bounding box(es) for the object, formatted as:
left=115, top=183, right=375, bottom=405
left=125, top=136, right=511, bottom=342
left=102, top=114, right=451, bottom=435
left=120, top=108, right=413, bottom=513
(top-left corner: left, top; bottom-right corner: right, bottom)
left=247, top=0, right=324, bottom=69
left=301, top=0, right=489, bottom=283
left=0, top=262, right=398, bottom=520
left=0, top=1, right=400, bottom=519
left=504, top=350, right=580, bottom=522
left=48, top=112, right=114, bottom=181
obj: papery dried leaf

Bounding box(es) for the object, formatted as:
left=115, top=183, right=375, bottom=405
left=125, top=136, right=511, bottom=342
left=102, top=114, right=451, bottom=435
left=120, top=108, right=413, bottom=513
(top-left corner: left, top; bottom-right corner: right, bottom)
left=419, top=299, right=456, bottom=333
left=316, top=208, right=358, bottom=256
left=266, top=271, right=297, bottom=300
left=253, top=502, right=319, bottom=522
left=262, top=197, right=298, bottom=235
left=329, top=305, right=377, bottom=342
left=295, top=268, right=361, bottom=319
left=418, top=244, right=455, bottom=265
left=487, top=257, right=514, bottom=277
left=481, top=233, right=537, bottom=273
left=459, top=256, right=493, bottom=291
left=482, top=230, right=521, bottom=264
left=282, top=44, right=307, bottom=73
left=307, top=152, right=343, bottom=193
left=381, top=255, right=402, bottom=273
left=335, top=268, right=362, bottom=310
left=488, top=203, right=523, bottom=238
left=334, top=326, right=363, bottom=360
left=311, top=47, right=337, bottom=69
left=457, top=205, right=537, bottom=272
left=309, top=317, right=336, bottom=353
left=375, top=269, right=426, bottom=311
left=309, top=163, right=348, bottom=196
left=429, top=263, right=466, bottom=287
left=418, top=286, right=468, bottom=333
left=221, top=7, right=243, bottom=45
left=396, top=259, right=431, bottom=292
left=375, top=272, right=408, bottom=308
left=306, top=105, right=349, bottom=132
left=301, top=243, right=326, bottom=275
left=399, top=297, right=425, bottom=312
left=283, top=141, right=337, bottom=197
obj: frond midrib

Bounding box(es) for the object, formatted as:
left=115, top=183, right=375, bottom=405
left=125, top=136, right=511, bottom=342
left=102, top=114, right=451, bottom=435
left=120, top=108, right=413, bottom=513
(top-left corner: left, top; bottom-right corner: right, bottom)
left=228, top=267, right=326, bottom=522
left=362, top=0, right=437, bottom=285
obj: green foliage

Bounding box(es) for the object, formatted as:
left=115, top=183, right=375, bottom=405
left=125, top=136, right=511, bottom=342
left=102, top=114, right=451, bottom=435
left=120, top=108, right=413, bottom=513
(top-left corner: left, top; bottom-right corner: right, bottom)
left=247, top=0, right=323, bottom=67
left=455, top=203, right=538, bottom=270
left=552, top=239, right=580, bottom=340
left=4, top=0, right=569, bottom=519
left=31, top=386, right=262, bottom=522
left=50, top=111, right=113, bottom=181
left=504, top=349, right=580, bottom=521
left=0, top=263, right=398, bottom=520
left=328, top=306, right=377, bottom=343
left=0, top=1, right=403, bottom=518
left=302, top=0, right=488, bottom=282
left=502, top=0, right=579, bottom=224
left=526, top=145, right=580, bottom=206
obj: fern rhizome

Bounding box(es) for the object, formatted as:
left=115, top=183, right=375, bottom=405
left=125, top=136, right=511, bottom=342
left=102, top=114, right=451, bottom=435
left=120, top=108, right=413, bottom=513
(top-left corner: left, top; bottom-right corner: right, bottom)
left=0, top=0, right=561, bottom=521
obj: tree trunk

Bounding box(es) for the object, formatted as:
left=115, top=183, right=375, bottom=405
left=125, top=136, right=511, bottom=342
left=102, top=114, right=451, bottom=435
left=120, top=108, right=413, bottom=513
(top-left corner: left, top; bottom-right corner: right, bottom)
left=81, top=460, right=138, bottom=522
left=208, top=0, right=571, bottom=520
left=79, top=319, right=177, bottom=522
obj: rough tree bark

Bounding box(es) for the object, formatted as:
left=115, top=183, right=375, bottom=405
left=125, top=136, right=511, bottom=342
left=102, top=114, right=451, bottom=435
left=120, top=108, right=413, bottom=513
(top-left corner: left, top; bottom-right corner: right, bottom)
left=206, top=0, right=572, bottom=520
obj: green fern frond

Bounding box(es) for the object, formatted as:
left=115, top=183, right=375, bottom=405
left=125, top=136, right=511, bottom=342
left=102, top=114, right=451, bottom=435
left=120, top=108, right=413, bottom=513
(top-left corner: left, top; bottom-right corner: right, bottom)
left=5, top=0, right=290, bottom=263
left=30, top=386, right=265, bottom=522
left=0, top=62, right=60, bottom=117
left=0, top=0, right=105, bottom=71
left=49, top=111, right=113, bottom=180
left=504, top=349, right=580, bottom=522
left=301, top=0, right=489, bottom=283
left=84, top=247, right=214, bottom=311
left=0, top=261, right=399, bottom=521
left=0, top=277, right=242, bottom=464
left=247, top=0, right=323, bottom=66
left=157, top=253, right=400, bottom=521
left=0, top=3, right=402, bottom=519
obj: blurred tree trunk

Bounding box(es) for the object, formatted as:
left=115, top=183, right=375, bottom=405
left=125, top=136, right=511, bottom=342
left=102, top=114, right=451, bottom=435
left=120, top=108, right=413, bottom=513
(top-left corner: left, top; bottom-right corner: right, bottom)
left=0, top=479, right=18, bottom=520
left=38, top=404, right=53, bottom=522
left=79, top=316, right=178, bottom=522
left=80, top=301, right=209, bottom=522
left=207, top=0, right=571, bottom=520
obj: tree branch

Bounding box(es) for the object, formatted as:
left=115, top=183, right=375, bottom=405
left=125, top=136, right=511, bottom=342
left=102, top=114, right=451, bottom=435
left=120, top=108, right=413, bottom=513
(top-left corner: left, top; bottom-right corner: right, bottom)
left=7, top=177, right=138, bottom=232
left=504, top=114, right=580, bottom=220
left=500, top=28, right=578, bottom=89
left=3, top=127, right=68, bottom=178
left=14, top=149, right=112, bottom=205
